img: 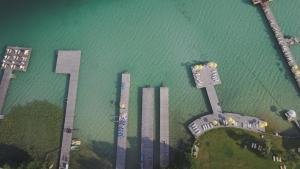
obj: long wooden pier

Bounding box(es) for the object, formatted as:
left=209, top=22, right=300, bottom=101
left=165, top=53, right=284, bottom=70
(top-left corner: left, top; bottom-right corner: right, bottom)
left=252, top=0, right=300, bottom=88
left=56, top=50, right=81, bottom=169
left=115, top=73, right=131, bottom=169
left=0, top=69, right=13, bottom=119
left=141, top=88, right=155, bottom=169
left=159, top=87, right=169, bottom=168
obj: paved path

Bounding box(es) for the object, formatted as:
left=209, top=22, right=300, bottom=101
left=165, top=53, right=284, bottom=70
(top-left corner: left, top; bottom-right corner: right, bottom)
left=159, top=87, right=169, bottom=168
left=115, top=73, right=130, bottom=169
left=0, top=68, right=13, bottom=119
left=56, top=50, right=81, bottom=169
left=141, top=88, right=154, bottom=169
left=293, top=120, right=300, bottom=131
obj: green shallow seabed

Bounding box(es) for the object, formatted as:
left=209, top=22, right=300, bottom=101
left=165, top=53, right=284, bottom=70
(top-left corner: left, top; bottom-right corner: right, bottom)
left=0, top=0, right=300, bottom=168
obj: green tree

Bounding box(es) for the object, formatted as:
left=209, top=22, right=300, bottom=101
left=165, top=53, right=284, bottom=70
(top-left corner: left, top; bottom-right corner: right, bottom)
left=25, top=161, right=41, bottom=169
left=3, top=164, right=12, bottom=169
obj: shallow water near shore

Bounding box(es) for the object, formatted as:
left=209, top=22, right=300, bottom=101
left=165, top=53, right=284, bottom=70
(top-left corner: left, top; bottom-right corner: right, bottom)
left=0, top=0, right=300, bottom=168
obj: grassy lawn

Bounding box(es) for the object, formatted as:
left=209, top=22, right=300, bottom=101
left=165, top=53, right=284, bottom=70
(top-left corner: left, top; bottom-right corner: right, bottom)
left=191, top=128, right=300, bottom=169
left=0, top=101, right=63, bottom=168
left=69, top=146, right=113, bottom=169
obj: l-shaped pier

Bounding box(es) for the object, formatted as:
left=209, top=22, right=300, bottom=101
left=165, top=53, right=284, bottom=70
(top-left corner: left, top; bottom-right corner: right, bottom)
left=141, top=88, right=155, bottom=169
left=252, top=0, right=300, bottom=88
left=56, top=50, right=81, bottom=169
left=115, top=73, right=131, bottom=169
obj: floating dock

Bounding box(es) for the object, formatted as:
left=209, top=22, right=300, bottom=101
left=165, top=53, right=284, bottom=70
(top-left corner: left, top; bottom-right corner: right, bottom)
left=159, top=87, right=169, bottom=168
left=192, top=62, right=222, bottom=114
left=141, top=88, right=154, bottom=169
left=0, top=46, right=32, bottom=119
left=252, top=0, right=300, bottom=88
left=115, top=73, right=131, bottom=169
left=56, top=50, right=81, bottom=169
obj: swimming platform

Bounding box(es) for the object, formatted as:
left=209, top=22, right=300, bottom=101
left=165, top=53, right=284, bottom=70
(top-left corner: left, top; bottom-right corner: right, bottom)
left=188, top=62, right=268, bottom=137
left=56, top=50, right=81, bottom=169
left=0, top=46, right=32, bottom=120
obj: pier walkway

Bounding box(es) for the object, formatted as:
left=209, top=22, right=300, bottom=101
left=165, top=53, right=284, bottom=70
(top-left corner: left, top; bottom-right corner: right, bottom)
left=0, top=69, right=13, bottom=119
left=141, top=88, right=154, bottom=169
left=159, top=87, right=169, bottom=168
left=206, top=86, right=222, bottom=114
left=56, top=50, right=81, bottom=169
left=115, top=73, right=131, bottom=169
left=252, top=0, right=300, bottom=88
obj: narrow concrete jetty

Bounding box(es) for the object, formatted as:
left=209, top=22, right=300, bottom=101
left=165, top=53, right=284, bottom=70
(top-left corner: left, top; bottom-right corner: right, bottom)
left=115, top=73, right=131, bottom=169
left=206, top=86, right=222, bottom=114
left=0, top=46, right=32, bottom=119
left=141, top=88, right=154, bottom=169
left=252, top=0, right=300, bottom=88
left=0, top=69, right=13, bottom=119
left=191, top=62, right=222, bottom=114
left=56, top=50, right=81, bottom=169
left=159, top=87, right=169, bottom=168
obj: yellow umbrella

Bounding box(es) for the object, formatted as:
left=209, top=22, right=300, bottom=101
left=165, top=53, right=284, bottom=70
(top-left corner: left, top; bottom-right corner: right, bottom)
left=194, top=65, right=203, bottom=71
left=120, top=104, right=126, bottom=109
left=294, top=70, right=300, bottom=77
left=259, top=121, right=268, bottom=128
left=212, top=120, right=219, bottom=126
left=228, top=117, right=235, bottom=125
left=207, top=62, right=218, bottom=68
left=292, top=65, right=298, bottom=72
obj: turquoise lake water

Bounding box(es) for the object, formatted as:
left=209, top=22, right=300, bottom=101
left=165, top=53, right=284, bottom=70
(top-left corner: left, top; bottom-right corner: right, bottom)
left=0, top=0, right=300, bottom=168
